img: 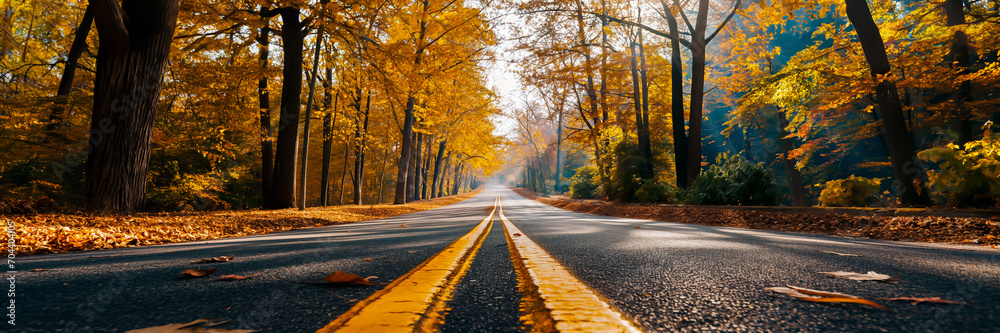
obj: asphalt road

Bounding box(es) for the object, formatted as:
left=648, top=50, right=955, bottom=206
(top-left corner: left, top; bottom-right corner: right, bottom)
left=496, top=186, right=1000, bottom=332
left=14, top=185, right=1000, bottom=332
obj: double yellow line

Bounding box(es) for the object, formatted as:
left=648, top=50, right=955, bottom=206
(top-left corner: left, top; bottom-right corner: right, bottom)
left=318, top=192, right=641, bottom=332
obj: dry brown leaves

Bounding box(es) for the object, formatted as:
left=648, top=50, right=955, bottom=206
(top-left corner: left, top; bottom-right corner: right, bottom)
left=192, top=256, right=234, bottom=264
left=126, top=319, right=255, bottom=332
left=767, top=286, right=889, bottom=310
left=4, top=189, right=481, bottom=255
left=879, top=297, right=963, bottom=305
left=512, top=188, right=1000, bottom=247
left=216, top=275, right=255, bottom=281
left=323, top=271, right=373, bottom=286
left=180, top=268, right=218, bottom=278
left=820, top=271, right=895, bottom=282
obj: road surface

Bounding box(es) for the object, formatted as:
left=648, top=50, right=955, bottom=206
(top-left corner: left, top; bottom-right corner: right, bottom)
left=13, top=185, right=1000, bottom=332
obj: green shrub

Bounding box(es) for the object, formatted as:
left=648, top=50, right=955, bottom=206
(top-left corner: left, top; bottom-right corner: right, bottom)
left=569, top=165, right=601, bottom=199
left=917, top=128, right=1000, bottom=207
left=818, top=175, right=883, bottom=207
left=634, top=180, right=676, bottom=203
left=685, top=153, right=781, bottom=206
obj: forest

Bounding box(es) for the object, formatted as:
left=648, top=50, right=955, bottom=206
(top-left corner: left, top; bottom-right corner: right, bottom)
left=503, top=0, right=1000, bottom=208
left=1, top=0, right=505, bottom=213
left=1, top=0, right=999, bottom=213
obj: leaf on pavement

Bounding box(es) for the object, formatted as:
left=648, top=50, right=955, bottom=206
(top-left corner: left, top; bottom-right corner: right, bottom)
left=323, top=271, right=373, bottom=286
left=635, top=226, right=641, bottom=229
left=766, top=286, right=888, bottom=310
left=125, top=319, right=256, bottom=332
left=29, top=268, right=47, bottom=272
left=879, top=297, right=963, bottom=305
left=512, top=233, right=521, bottom=237
left=819, top=271, right=894, bottom=282
left=365, top=276, right=378, bottom=280
left=399, top=224, right=408, bottom=227
left=815, top=250, right=863, bottom=257
left=191, top=256, right=234, bottom=264
left=180, top=268, right=218, bottom=278
left=216, top=275, right=255, bottom=281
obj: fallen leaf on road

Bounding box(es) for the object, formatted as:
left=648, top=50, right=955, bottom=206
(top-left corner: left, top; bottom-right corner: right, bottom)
left=819, top=271, right=894, bottom=282
left=365, top=276, right=378, bottom=280
left=513, top=233, right=521, bottom=237
left=879, top=297, right=963, bottom=305
left=635, top=226, right=641, bottom=229
left=180, top=268, right=219, bottom=278
left=29, top=268, right=47, bottom=272
left=125, top=319, right=256, bottom=332
left=323, top=271, right=373, bottom=286
left=363, top=258, right=373, bottom=261
left=815, top=250, right=863, bottom=257
left=399, top=224, right=408, bottom=227
left=216, top=275, right=255, bottom=281
left=766, top=286, right=888, bottom=310
left=191, top=256, right=234, bottom=264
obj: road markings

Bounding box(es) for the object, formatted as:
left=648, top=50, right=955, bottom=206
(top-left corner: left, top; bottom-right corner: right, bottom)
left=317, top=195, right=499, bottom=333
left=499, top=202, right=643, bottom=333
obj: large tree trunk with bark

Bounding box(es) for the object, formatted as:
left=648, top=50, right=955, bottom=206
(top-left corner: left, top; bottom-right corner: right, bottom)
left=778, top=109, right=807, bottom=206
left=85, top=0, right=179, bottom=211
left=352, top=92, right=370, bottom=205
left=421, top=136, right=433, bottom=199
left=320, top=69, right=335, bottom=206
left=412, top=132, right=424, bottom=200
left=48, top=5, right=93, bottom=136
left=662, top=1, right=688, bottom=188
left=393, top=95, right=416, bottom=204
left=945, top=0, right=973, bottom=145
left=257, top=18, right=275, bottom=207
left=845, top=0, right=930, bottom=206
left=297, top=16, right=325, bottom=210
left=431, top=140, right=447, bottom=198
left=685, top=0, right=710, bottom=187
left=267, top=7, right=304, bottom=209
left=436, top=152, right=452, bottom=197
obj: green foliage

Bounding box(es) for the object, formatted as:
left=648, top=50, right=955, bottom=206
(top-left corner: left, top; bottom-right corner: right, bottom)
left=606, top=140, right=646, bottom=201
left=685, top=153, right=782, bottom=206
left=917, top=128, right=1000, bottom=207
left=818, top=175, right=883, bottom=207
left=569, top=165, right=600, bottom=199
left=634, top=181, right=677, bottom=203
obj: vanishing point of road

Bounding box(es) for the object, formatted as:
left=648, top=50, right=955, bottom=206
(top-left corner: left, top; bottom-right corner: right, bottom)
left=18, top=185, right=1000, bottom=332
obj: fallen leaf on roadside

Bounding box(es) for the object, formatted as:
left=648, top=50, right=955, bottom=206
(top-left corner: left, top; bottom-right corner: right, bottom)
left=819, top=271, right=894, bottom=282
left=513, top=233, right=521, bottom=237
left=216, top=275, right=255, bottom=281
left=125, top=319, right=256, bottom=332
left=323, top=271, right=373, bottom=286
left=635, top=226, right=641, bottom=229
left=879, top=297, right=963, bottom=305
left=365, top=276, right=378, bottom=280
left=766, top=286, right=888, bottom=310
left=363, top=258, right=373, bottom=261
left=815, top=250, right=863, bottom=257
left=191, top=256, right=234, bottom=264
left=29, top=268, right=47, bottom=272
left=399, top=224, right=408, bottom=227
left=180, top=268, right=219, bottom=278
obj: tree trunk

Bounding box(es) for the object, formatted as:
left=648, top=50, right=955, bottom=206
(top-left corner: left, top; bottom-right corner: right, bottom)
left=267, top=7, right=304, bottom=209
left=945, top=0, right=973, bottom=145
left=452, top=163, right=464, bottom=195
left=352, top=91, right=370, bottom=205
left=638, top=35, right=653, bottom=179
left=431, top=140, right=447, bottom=198
left=257, top=17, right=275, bottom=207
left=338, top=139, right=350, bottom=205
left=297, top=16, right=325, bottom=210
left=663, top=0, right=688, bottom=188
left=778, top=109, right=807, bottom=206
left=377, top=147, right=389, bottom=204
left=554, top=106, right=564, bottom=192
left=412, top=131, right=424, bottom=201
left=845, top=0, right=930, bottom=206
left=421, top=136, right=433, bottom=199
left=685, top=0, right=710, bottom=187
left=48, top=5, right=93, bottom=136
left=85, top=0, right=179, bottom=211
left=320, top=69, right=336, bottom=206
left=437, top=152, right=452, bottom=197
left=393, top=95, right=416, bottom=204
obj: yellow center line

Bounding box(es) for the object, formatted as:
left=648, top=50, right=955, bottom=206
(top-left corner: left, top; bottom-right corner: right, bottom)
left=499, top=201, right=643, bottom=333
left=317, top=194, right=499, bottom=333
